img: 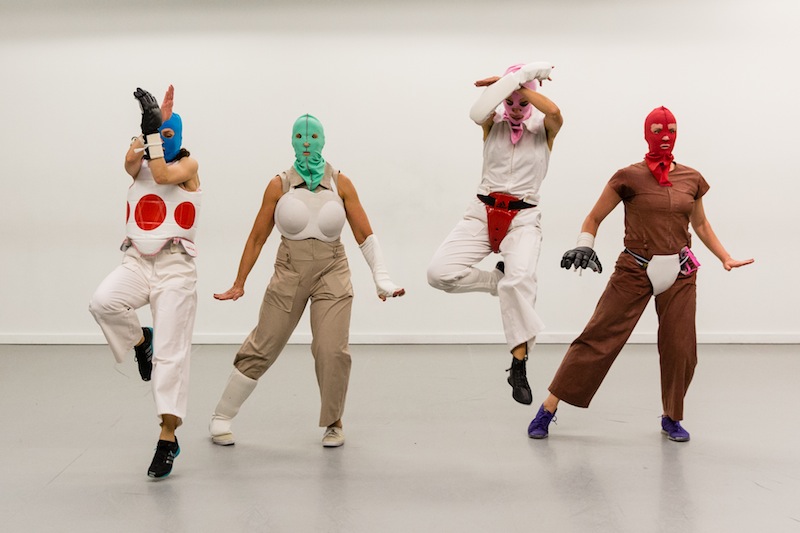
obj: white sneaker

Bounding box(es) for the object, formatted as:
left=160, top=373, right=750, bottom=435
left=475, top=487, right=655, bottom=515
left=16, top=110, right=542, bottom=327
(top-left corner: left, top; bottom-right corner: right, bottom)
left=322, top=426, right=345, bottom=447
left=209, top=415, right=235, bottom=446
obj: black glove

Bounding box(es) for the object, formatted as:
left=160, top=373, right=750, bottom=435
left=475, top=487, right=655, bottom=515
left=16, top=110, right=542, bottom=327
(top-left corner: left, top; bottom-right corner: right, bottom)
left=133, top=87, right=162, bottom=136
left=561, top=246, right=602, bottom=273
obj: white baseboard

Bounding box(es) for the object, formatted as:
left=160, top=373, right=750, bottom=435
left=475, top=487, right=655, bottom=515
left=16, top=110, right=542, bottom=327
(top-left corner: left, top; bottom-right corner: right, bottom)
left=1, top=332, right=798, bottom=345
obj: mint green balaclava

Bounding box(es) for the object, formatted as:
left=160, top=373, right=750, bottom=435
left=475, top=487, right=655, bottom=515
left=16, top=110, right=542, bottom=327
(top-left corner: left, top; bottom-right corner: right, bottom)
left=291, top=114, right=326, bottom=191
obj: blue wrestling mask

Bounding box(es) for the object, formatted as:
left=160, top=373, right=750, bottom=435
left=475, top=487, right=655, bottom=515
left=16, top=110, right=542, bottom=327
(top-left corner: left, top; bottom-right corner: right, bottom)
left=159, top=113, right=183, bottom=163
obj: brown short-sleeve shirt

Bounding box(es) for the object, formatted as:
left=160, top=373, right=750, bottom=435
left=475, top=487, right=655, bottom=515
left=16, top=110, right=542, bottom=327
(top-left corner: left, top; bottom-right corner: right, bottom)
left=609, top=161, right=710, bottom=258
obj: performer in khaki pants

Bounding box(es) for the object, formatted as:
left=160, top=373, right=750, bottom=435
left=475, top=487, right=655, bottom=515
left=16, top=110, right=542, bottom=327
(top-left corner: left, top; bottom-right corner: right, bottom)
left=526, top=106, right=754, bottom=442
left=210, top=114, right=404, bottom=448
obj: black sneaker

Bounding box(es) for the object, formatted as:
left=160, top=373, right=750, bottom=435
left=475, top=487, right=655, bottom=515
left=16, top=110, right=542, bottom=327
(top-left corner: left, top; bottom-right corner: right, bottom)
left=147, top=438, right=180, bottom=479
left=134, top=327, right=154, bottom=381
left=506, top=356, right=532, bottom=405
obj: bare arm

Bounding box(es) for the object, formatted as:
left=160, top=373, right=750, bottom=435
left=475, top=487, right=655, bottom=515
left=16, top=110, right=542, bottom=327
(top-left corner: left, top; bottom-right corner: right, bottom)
left=518, top=86, right=563, bottom=150
left=560, top=184, right=622, bottom=273
left=580, top=184, right=623, bottom=237
left=214, top=176, right=283, bottom=300
left=338, top=172, right=374, bottom=244
left=148, top=156, right=200, bottom=190
left=690, top=197, right=754, bottom=270
left=474, top=76, right=500, bottom=141
left=125, top=144, right=200, bottom=190
left=125, top=137, right=145, bottom=178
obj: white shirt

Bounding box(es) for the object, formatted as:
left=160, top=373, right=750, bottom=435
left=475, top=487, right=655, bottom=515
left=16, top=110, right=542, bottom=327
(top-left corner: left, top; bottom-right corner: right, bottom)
left=477, top=112, right=550, bottom=205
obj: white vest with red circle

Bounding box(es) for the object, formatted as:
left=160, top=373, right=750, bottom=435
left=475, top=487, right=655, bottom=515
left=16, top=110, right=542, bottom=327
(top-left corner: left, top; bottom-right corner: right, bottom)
left=125, top=159, right=201, bottom=256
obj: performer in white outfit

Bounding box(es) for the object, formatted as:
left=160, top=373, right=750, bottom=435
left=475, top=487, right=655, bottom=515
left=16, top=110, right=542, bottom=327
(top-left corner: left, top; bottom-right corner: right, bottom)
left=427, top=62, right=562, bottom=405
left=209, top=114, right=404, bottom=448
left=89, top=85, right=200, bottom=479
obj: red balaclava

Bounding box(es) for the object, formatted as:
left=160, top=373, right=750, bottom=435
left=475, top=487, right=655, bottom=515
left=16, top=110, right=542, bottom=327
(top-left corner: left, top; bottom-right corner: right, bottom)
left=502, top=64, right=538, bottom=145
left=644, top=106, right=677, bottom=187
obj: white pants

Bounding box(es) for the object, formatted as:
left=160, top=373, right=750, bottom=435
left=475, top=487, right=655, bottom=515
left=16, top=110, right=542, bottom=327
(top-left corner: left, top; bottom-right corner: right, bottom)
left=89, top=243, right=197, bottom=420
left=427, top=198, right=545, bottom=352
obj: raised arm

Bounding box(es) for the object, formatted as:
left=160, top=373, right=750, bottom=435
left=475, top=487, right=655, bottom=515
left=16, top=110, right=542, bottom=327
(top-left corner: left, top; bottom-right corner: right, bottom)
left=690, top=197, right=754, bottom=270
left=128, top=85, right=199, bottom=190
left=125, top=136, right=145, bottom=178
left=214, top=176, right=283, bottom=301
left=517, top=86, right=563, bottom=149
left=148, top=156, right=200, bottom=190
left=469, top=62, right=553, bottom=124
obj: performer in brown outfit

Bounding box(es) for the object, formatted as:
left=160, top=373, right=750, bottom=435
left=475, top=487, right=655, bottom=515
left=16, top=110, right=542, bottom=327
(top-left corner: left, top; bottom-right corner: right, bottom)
left=527, top=106, right=753, bottom=442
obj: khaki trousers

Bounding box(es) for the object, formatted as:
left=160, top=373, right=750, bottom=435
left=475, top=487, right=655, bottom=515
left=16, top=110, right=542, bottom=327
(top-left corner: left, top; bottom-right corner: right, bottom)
left=549, top=251, right=697, bottom=421
left=234, top=237, right=353, bottom=427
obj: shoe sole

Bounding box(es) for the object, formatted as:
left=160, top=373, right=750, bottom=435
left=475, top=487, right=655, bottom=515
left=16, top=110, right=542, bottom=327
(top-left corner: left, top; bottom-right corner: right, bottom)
left=661, top=430, right=690, bottom=442
left=513, top=394, right=533, bottom=405
left=211, top=433, right=235, bottom=446
left=322, top=440, right=345, bottom=448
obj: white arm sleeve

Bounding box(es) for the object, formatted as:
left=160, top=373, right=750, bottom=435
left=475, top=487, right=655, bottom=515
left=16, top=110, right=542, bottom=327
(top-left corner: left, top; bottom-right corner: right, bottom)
left=359, top=234, right=402, bottom=299
left=469, top=72, right=521, bottom=124
left=468, top=61, right=553, bottom=124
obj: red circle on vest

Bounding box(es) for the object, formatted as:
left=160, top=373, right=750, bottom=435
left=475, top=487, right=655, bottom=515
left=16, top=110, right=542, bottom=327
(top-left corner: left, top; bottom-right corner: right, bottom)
left=135, top=194, right=167, bottom=230
left=174, top=202, right=196, bottom=230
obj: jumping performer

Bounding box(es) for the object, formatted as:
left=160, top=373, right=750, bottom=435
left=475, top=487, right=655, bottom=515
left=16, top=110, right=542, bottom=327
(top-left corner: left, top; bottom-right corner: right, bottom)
left=89, top=85, right=200, bottom=478
left=527, top=106, right=754, bottom=441
left=427, top=61, right=562, bottom=405
left=209, top=114, right=404, bottom=448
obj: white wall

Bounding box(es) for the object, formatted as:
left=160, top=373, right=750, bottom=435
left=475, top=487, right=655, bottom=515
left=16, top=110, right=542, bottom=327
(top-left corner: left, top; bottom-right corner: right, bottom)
left=1, top=0, right=796, bottom=344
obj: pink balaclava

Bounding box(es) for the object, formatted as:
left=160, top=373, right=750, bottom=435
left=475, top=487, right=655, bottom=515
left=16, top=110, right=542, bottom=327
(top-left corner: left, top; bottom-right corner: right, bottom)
left=502, top=64, right=538, bottom=145
left=644, top=106, right=677, bottom=187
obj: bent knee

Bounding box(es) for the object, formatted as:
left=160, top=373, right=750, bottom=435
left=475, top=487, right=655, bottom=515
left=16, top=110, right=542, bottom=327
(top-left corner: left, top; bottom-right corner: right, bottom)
left=88, top=292, right=127, bottom=318
left=427, top=264, right=462, bottom=292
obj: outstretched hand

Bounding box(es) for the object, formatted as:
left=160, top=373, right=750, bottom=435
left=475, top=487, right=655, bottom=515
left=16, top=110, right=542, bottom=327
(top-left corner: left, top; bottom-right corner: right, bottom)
left=474, top=76, right=501, bottom=87
left=214, top=286, right=245, bottom=301
left=723, top=257, right=754, bottom=271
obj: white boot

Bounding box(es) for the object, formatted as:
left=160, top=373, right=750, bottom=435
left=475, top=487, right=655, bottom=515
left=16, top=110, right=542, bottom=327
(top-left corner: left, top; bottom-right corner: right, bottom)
left=209, top=368, right=257, bottom=446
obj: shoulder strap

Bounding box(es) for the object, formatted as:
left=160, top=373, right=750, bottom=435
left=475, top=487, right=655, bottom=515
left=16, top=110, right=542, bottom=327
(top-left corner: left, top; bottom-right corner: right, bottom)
left=279, top=171, right=291, bottom=194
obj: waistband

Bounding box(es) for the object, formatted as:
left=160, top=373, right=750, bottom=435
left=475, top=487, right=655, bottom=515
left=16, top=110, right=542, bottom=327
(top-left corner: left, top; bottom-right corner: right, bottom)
left=624, top=248, right=691, bottom=268
left=279, top=236, right=345, bottom=260
left=477, top=194, right=536, bottom=210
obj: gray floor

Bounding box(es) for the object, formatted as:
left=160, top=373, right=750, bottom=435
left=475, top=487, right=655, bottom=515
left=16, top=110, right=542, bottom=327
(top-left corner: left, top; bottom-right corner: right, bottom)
left=1, top=343, right=798, bottom=533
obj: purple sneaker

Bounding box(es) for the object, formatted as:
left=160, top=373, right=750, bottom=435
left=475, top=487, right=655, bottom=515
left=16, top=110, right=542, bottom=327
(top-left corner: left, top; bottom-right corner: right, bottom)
left=527, top=404, right=556, bottom=439
left=661, top=416, right=690, bottom=442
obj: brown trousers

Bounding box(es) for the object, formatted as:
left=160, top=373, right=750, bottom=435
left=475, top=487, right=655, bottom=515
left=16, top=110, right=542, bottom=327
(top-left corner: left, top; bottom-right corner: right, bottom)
left=234, top=238, right=353, bottom=427
left=549, top=252, right=697, bottom=421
